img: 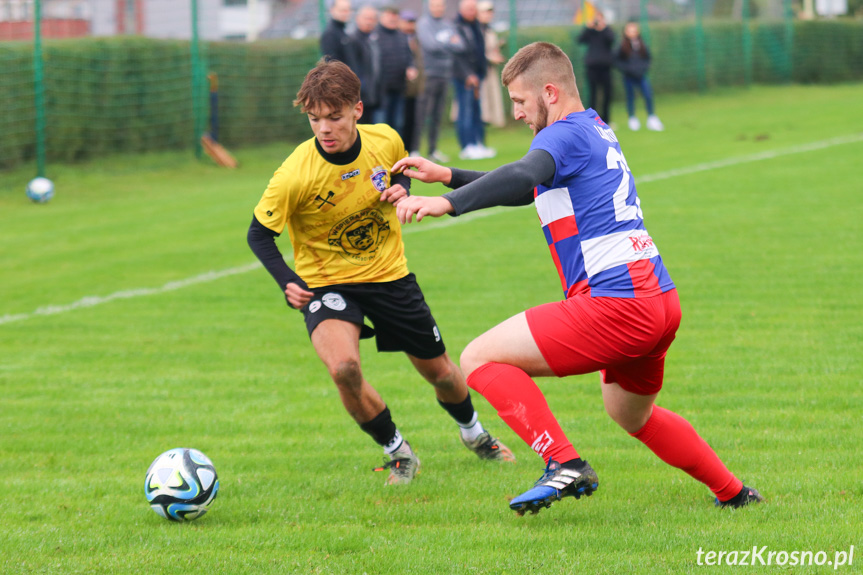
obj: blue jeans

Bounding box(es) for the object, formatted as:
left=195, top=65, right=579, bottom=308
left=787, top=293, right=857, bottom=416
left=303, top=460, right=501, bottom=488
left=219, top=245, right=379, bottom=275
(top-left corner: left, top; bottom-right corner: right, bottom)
left=453, top=80, right=484, bottom=149
left=624, top=75, right=656, bottom=117
left=374, top=90, right=406, bottom=136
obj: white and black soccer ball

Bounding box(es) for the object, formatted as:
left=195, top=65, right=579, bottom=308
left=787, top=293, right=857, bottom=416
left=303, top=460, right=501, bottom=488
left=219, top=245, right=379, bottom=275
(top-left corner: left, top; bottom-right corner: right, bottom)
left=26, top=177, right=54, bottom=203
left=144, top=448, right=219, bottom=522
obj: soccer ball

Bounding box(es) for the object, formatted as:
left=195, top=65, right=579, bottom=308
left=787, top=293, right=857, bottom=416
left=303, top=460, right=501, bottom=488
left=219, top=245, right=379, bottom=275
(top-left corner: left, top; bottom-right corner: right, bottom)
left=144, top=447, right=219, bottom=522
left=26, top=177, right=54, bottom=203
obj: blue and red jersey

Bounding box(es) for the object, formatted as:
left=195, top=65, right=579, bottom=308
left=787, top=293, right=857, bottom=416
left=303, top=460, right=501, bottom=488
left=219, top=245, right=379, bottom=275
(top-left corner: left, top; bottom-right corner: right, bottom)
left=529, top=109, right=675, bottom=299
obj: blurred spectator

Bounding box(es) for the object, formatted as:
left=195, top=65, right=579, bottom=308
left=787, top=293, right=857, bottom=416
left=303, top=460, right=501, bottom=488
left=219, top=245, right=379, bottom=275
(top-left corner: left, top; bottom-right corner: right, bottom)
left=320, top=0, right=358, bottom=71
left=400, top=10, right=425, bottom=155
left=374, top=6, right=417, bottom=135
left=477, top=1, right=505, bottom=129
left=577, top=10, right=615, bottom=125
left=615, top=21, right=664, bottom=131
left=351, top=5, right=382, bottom=124
left=453, top=0, right=494, bottom=159
left=417, top=0, right=465, bottom=163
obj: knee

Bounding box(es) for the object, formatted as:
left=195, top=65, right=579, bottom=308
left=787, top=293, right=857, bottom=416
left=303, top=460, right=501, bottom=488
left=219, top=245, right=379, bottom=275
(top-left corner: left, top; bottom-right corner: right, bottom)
left=423, top=359, right=462, bottom=390
left=459, top=342, right=484, bottom=380
left=329, top=359, right=363, bottom=391
left=603, top=402, right=627, bottom=429
left=603, top=401, right=651, bottom=435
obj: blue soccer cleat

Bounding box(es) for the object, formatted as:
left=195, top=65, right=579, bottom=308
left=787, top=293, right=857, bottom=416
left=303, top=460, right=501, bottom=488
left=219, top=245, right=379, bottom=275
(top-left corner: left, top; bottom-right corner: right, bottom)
left=509, top=459, right=599, bottom=516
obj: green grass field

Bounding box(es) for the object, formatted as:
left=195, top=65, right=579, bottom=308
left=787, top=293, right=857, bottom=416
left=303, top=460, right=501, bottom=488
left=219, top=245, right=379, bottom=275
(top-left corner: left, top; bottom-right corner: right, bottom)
left=1, top=84, right=861, bottom=574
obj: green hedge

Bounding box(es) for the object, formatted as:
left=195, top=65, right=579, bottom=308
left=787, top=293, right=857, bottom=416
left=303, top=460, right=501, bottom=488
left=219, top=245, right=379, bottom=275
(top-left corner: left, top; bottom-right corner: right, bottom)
left=0, top=43, right=36, bottom=169
left=1, top=20, right=861, bottom=171
left=515, top=19, right=863, bottom=95
left=205, top=38, right=321, bottom=147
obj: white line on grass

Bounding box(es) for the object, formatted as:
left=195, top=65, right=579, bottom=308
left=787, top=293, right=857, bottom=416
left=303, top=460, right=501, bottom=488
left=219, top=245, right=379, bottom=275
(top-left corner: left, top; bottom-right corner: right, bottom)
left=0, top=263, right=262, bottom=326
left=636, top=132, right=863, bottom=184
left=0, top=209, right=506, bottom=326
left=3, top=132, right=861, bottom=326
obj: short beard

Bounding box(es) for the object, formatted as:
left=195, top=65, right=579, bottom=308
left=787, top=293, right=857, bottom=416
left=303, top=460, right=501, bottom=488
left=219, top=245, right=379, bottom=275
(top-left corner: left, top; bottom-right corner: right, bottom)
left=534, top=97, right=549, bottom=133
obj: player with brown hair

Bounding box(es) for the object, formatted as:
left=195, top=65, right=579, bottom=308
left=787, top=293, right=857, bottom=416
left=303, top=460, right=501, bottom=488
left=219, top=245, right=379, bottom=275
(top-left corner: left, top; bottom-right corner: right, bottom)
left=246, top=59, right=515, bottom=487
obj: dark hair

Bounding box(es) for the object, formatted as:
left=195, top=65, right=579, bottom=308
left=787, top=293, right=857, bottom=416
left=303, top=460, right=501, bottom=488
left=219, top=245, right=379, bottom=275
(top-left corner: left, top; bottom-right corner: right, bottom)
left=294, top=58, right=361, bottom=113
left=620, top=23, right=647, bottom=58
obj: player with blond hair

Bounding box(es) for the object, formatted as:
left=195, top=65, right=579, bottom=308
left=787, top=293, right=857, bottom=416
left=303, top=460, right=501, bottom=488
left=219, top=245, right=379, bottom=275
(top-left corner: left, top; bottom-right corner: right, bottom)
left=390, top=42, right=762, bottom=513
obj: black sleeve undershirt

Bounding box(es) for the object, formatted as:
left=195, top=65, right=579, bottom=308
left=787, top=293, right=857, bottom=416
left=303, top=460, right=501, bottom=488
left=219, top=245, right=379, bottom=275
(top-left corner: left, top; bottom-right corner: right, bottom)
left=247, top=136, right=411, bottom=306
left=247, top=216, right=309, bottom=305
left=442, top=149, right=557, bottom=216
left=391, top=171, right=412, bottom=193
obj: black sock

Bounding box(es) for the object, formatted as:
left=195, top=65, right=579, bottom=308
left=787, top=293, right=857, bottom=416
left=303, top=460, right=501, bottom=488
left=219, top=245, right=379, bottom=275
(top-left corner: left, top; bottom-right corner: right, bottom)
left=359, top=406, right=398, bottom=447
left=720, top=486, right=748, bottom=505
left=438, top=394, right=476, bottom=426
left=561, top=458, right=587, bottom=471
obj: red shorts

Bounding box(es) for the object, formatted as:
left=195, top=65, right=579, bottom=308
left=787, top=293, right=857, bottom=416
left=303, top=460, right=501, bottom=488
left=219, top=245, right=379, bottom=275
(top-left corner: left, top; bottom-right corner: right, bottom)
left=525, top=289, right=682, bottom=395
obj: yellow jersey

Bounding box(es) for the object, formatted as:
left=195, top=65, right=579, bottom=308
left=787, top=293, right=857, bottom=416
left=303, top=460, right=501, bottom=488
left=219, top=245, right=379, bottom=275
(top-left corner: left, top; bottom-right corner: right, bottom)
left=254, top=124, right=410, bottom=288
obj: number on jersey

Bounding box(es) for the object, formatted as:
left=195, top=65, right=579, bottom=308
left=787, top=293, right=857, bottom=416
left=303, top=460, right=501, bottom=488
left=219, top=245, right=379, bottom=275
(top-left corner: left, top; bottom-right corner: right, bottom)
left=606, top=147, right=642, bottom=221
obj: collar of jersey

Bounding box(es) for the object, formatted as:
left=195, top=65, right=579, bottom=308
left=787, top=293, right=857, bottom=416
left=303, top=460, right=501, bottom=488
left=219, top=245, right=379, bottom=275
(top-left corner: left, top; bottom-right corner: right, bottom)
left=315, top=130, right=362, bottom=165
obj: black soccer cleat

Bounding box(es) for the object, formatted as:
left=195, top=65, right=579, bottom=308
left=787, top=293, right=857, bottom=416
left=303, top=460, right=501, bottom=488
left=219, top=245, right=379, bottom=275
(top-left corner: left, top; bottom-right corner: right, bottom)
left=716, top=485, right=764, bottom=508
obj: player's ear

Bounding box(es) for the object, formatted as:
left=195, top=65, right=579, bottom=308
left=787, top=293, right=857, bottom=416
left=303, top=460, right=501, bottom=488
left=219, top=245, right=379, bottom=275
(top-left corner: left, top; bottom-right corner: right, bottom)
left=353, top=100, right=364, bottom=120
left=544, top=83, right=560, bottom=105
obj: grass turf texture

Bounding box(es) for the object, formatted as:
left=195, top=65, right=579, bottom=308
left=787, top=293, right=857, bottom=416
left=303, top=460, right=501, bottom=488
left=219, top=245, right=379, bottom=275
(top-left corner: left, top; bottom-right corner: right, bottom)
left=1, top=84, right=861, bottom=574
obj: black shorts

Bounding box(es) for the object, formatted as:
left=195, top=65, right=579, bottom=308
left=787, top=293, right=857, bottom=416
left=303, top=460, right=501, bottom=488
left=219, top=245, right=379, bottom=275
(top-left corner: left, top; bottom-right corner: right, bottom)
left=300, top=273, right=446, bottom=360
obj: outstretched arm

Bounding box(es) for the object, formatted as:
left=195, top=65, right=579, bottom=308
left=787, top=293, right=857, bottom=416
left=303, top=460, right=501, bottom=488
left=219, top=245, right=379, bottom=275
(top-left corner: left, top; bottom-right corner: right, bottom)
left=393, top=149, right=557, bottom=224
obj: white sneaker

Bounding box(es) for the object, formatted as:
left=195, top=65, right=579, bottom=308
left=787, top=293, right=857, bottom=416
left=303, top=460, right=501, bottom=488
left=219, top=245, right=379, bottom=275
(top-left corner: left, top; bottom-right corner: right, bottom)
left=477, top=144, right=497, bottom=159
left=429, top=149, right=450, bottom=163
left=646, top=115, right=664, bottom=131
left=628, top=116, right=641, bottom=131
left=409, top=150, right=421, bottom=157
left=459, top=144, right=482, bottom=160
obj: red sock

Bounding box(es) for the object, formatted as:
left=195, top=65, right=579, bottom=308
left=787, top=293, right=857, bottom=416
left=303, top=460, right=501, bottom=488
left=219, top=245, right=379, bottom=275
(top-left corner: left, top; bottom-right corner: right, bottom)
left=631, top=406, right=742, bottom=501
left=467, top=362, right=579, bottom=465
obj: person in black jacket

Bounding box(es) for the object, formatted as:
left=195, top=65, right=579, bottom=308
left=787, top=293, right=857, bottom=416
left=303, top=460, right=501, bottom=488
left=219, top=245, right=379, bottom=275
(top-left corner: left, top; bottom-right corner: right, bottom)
left=452, top=0, right=495, bottom=160
left=320, top=0, right=358, bottom=71
left=351, top=5, right=382, bottom=124
left=373, top=6, right=418, bottom=136
left=577, top=10, right=615, bottom=125
left=615, top=21, right=664, bottom=131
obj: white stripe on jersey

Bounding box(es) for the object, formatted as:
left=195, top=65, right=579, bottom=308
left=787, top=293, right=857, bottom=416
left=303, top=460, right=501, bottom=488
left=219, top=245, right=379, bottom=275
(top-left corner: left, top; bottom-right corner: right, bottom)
left=535, top=187, right=574, bottom=226
left=581, top=229, right=659, bottom=278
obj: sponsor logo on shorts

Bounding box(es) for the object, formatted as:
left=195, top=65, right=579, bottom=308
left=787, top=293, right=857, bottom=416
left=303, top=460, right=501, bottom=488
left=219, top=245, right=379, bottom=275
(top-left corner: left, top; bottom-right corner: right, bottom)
left=321, top=293, right=347, bottom=311
left=370, top=166, right=388, bottom=192
left=309, top=301, right=322, bottom=313
left=531, top=430, right=555, bottom=457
